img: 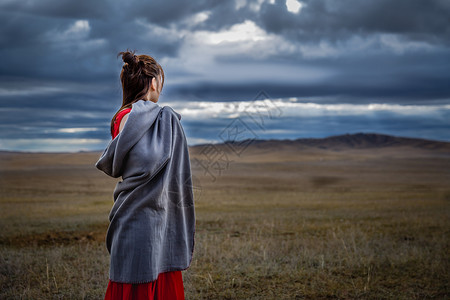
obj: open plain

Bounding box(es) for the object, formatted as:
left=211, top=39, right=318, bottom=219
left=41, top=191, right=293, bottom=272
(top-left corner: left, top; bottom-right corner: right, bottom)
left=0, top=134, right=449, bottom=299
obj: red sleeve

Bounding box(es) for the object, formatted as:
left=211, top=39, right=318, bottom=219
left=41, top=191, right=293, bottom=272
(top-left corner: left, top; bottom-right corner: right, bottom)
left=112, top=108, right=132, bottom=139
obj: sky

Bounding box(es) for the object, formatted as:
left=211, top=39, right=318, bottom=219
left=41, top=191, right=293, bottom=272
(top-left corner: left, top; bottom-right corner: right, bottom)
left=0, top=0, right=449, bottom=152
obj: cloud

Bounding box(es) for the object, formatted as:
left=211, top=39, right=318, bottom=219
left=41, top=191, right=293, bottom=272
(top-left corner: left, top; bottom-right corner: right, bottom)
left=0, top=0, right=108, bottom=19
left=54, top=20, right=91, bottom=41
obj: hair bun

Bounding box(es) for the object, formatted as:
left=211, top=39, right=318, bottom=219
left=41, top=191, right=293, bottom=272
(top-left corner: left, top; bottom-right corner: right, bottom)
left=120, top=50, right=138, bottom=67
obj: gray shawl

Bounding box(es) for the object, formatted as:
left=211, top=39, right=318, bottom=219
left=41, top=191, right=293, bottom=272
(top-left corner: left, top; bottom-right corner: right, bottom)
left=95, top=99, right=195, bottom=283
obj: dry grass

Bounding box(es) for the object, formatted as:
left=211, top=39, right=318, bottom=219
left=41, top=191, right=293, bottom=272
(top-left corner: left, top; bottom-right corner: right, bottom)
left=0, top=144, right=449, bottom=299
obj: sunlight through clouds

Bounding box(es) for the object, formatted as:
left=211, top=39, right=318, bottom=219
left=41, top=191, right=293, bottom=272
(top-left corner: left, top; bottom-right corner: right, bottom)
left=57, top=128, right=100, bottom=133
left=164, top=99, right=450, bottom=119
left=197, top=20, right=268, bottom=44
left=286, top=0, right=304, bottom=14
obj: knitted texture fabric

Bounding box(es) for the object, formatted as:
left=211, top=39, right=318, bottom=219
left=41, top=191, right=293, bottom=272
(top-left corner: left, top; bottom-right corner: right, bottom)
left=95, top=99, right=195, bottom=283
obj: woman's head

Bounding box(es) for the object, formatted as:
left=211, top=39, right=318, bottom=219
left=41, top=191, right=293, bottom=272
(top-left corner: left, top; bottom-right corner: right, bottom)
left=110, top=50, right=165, bottom=136
left=119, top=50, right=164, bottom=103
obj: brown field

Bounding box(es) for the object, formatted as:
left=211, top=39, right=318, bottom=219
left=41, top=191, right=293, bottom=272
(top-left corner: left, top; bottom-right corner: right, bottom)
left=0, top=138, right=449, bottom=299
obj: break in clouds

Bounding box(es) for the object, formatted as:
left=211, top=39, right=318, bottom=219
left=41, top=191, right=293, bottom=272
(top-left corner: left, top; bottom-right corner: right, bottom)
left=0, top=0, right=449, bottom=151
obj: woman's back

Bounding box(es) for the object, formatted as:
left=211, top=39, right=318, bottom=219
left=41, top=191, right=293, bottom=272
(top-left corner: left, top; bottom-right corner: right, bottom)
left=105, top=104, right=186, bottom=300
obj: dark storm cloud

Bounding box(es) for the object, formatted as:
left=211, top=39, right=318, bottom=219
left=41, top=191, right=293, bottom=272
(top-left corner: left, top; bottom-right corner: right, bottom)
left=0, top=15, right=179, bottom=82
left=0, top=0, right=107, bottom=19
left=257, top=0, right=450, bottom=45
left=167, top=49, right=450, bottom=104
left=123, top=0, right=224, bottom=26
left=1, top=0, right=449, bottom=87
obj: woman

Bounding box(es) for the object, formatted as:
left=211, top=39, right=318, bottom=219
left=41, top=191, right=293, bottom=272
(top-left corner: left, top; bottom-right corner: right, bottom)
left=95, top=50, right=196, bottom=300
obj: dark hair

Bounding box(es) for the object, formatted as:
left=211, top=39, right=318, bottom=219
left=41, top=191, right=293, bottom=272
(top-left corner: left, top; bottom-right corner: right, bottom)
left=110, top=50, right=165, bottom=137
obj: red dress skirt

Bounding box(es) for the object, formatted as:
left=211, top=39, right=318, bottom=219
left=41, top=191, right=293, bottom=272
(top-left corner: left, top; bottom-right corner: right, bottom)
left=105, top=107, right=185, bottom=300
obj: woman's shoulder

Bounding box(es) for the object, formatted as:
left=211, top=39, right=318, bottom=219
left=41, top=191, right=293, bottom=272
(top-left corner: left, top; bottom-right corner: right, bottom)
left=161, top=105, right=181, bottom=121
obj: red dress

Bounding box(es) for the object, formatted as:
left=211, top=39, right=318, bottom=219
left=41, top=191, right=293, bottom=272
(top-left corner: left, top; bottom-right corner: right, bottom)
left=105, top=107, right=185, bottom=300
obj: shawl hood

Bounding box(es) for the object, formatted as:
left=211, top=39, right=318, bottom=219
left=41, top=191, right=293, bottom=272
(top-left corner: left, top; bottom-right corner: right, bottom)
left=95, top=100, right=181, bottom=178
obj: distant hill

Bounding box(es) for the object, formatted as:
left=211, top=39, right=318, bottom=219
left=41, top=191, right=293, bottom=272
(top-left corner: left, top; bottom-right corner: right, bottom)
left=0, top=133, right=449, bottom=155
left=291, top=132, right=449, bottom=150
left=192, top=132, right=450, bottom=152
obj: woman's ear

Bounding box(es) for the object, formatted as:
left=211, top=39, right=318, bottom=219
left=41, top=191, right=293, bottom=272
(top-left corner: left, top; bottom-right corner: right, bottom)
left=150, top=77, right=157, bottom=91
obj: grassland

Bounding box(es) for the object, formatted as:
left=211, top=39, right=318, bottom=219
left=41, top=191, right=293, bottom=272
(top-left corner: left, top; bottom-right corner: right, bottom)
left=0, top=141, right=449, bottom=299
